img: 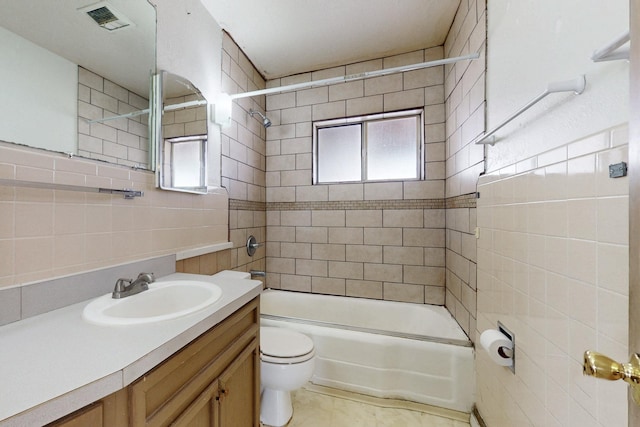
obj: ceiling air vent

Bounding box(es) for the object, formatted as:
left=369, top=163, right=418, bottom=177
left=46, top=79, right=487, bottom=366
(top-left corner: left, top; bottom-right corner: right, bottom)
left=78, top=2, right=134, bottom=31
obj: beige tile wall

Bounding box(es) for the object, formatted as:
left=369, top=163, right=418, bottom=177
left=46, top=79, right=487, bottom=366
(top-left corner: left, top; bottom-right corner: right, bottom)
left=446, top=195, right=478, bottom=337
left=77, top=67, right=150, bottom=168
left=443, top=0, right=486, bottom=340
left=265, top=202, right=446, bottom=303
left=0, top=33, right=263, bottom=293
left=264, top=48, right=447, bottom=304
left=176, top=250, right=232, bottom=275
left=162, top=95, right=207, bottom=138
left=476, top=124, right=629, bottom=426
left=0, top=141, right=229, bottom=288
left=445, top=0, right=486, bottom=198
left=221, top=33, right=267, bottom=276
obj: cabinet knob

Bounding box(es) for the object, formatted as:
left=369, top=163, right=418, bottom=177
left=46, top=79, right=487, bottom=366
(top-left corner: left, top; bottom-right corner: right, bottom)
left=583, top=350, right=640, bottom=405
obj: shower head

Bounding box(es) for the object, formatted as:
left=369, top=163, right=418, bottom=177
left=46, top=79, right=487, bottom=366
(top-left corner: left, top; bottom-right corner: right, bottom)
left=249, top=109, right=271, bottom=128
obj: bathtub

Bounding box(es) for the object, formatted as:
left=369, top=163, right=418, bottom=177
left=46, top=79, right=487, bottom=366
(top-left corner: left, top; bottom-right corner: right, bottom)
left=260, top=289, right=475, bottom=413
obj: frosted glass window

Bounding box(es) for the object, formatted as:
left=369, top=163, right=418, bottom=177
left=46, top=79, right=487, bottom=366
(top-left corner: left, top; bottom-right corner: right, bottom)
left=313, top=109, right=423, bottom=184
left=165, top=136, right=206, bottom=188
left=316, top=125, right=362, bottom=183
left=366, top=117, right=419, bottom=180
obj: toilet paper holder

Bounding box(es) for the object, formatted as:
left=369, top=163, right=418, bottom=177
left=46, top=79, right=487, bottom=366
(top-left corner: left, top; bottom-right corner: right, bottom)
left=497, top=321, right=515, bottom=374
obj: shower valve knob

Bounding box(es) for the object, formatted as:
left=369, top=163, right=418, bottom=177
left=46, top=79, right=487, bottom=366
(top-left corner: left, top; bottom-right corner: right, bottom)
left=246, top=235, right=262, bottom=256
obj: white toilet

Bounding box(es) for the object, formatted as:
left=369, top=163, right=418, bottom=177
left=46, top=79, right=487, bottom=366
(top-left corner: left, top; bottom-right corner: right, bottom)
left=260, top=326, right=315, bottom=427
left=210, top=271, right=315, bottom=426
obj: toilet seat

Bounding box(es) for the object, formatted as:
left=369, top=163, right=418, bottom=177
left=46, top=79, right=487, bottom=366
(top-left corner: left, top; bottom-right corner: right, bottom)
left=261, top=327, right=315, bottom=364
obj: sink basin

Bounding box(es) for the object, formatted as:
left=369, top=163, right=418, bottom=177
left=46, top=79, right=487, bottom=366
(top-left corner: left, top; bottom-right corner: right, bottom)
left=83, top=280, right=222, bottom=325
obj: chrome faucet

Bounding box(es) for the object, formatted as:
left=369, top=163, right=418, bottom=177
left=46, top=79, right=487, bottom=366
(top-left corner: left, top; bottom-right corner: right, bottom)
left=250, top=270, right=266, bottom=278
left=112, top=272, right=155, bottom=299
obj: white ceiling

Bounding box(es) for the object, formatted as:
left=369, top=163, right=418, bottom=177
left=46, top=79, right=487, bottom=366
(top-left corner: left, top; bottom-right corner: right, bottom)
left=0, top=0, right=156, bottom=96
left=1, top=0, right=460, bottom=94
left=200, top=0, right=461, bottom=80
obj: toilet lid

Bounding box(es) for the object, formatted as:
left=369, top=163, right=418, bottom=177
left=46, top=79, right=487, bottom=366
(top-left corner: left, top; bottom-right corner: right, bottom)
left=261, top=327, right=314, bottom=358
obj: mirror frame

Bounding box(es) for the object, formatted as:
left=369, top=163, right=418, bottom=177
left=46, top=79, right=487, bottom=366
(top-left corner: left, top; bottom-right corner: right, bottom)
left=152, top=71, right=209, bottom=194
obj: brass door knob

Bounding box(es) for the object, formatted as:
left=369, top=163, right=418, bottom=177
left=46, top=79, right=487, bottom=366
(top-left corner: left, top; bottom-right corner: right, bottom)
left=583, top=350, right=640, bottom=405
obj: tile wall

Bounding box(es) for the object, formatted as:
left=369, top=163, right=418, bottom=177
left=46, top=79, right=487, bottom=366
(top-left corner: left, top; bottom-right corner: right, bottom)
left=0, top=141, right=229, bottom=288
left=444, top=0, right=486, bottom=198
left=0, top=33, right=264, bottom=296
left=77, top=67, right=150, bottom=168
left=475, top=125, right=629, bottom=426
left=264, top=47, right=448, bottom=304
left=176, top=250, right=232, bottom=276
left=220, top=33, right=267, bottom=275
left=445, top=195, right=478, bottom=337
left=443, top=0, right=486, bottom=339
left=162, top=95, right=207, bottom=139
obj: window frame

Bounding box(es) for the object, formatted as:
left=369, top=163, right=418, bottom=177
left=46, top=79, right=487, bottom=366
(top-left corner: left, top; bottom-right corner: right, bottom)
left=162, top=134, right=208, bottom=191
left=312, top=108, right=424, bottom=184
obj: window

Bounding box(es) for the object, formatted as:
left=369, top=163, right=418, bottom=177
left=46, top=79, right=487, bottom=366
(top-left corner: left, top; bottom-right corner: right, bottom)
left=313, top=109, right=423, bottom=184
left=161, top=135, right=207, bottom=190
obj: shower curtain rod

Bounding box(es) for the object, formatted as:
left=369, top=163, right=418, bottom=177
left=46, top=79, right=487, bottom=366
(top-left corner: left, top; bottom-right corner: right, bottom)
left=85, top=99, right=208, bottom=124
left=89, top=53, right=479, bottom=126
left=229, top=52, right=480, bottom=100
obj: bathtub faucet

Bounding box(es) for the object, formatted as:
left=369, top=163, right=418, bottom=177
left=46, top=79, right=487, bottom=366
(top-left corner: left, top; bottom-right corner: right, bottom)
left=250, top=270, right=266, bottom=278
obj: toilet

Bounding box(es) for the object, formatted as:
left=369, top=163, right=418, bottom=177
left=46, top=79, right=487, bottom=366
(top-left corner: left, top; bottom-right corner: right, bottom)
left=260, top=326, right=315, bottom=427
left=209, top=271, right=315, bottom=427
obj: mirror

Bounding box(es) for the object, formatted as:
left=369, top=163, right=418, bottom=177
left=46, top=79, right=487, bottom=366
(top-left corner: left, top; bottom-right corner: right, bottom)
left=155, top=71, right=208, bottom=194
left=0, top=0, right=156, bottom=169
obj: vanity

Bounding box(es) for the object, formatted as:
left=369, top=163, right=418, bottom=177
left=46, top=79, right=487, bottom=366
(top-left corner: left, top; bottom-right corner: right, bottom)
left=0, top=273, right=262, bottom=427
left=0, top=1, right=257, bottom=423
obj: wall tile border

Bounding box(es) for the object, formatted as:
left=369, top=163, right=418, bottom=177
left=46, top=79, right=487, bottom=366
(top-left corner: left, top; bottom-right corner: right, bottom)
left=230, top=199, right=266, bottom=211
left=446, top=193, right=478, bottom=209
left=267, top=198, right=446, bottom=211
left=265, top=195, right=477, bottom=211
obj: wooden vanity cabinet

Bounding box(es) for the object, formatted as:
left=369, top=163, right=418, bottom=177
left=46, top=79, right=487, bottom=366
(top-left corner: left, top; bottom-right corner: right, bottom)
left=130, top=297, right=260, bottom=427
left=48, top=297, right=260, bottom=427
left=170, top=343, right=257, bottom=427
left=45, top=389, right=128, bottom=427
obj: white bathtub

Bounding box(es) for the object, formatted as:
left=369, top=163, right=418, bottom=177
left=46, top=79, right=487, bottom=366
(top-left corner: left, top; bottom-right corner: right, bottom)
left=260, top=289, right=475, bottom=413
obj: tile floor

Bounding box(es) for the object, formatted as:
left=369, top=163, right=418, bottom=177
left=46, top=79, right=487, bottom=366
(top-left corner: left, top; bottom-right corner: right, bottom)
left=264, top=385, right=471, bottom=427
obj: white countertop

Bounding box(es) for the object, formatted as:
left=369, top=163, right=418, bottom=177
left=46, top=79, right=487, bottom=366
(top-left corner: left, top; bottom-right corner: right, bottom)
left=0, top=273, right=262, bottom=426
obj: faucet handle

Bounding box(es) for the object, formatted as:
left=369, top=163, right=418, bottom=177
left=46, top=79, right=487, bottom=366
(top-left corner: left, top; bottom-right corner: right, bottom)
left=137, top=272, right=155, bottom=283
left=246, top=235, right=264, bottom=256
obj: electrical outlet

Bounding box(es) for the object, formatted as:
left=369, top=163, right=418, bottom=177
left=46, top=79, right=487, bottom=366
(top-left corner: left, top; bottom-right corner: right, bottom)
left=609, top=162, right=627, bottom=178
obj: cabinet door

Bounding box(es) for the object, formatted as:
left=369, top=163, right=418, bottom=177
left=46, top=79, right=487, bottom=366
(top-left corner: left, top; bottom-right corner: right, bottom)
left=218, top=339, right=260, bottom=427
left=129, top=299, right=259, bottom=427
left=171, top=380, right=220, bottom=427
